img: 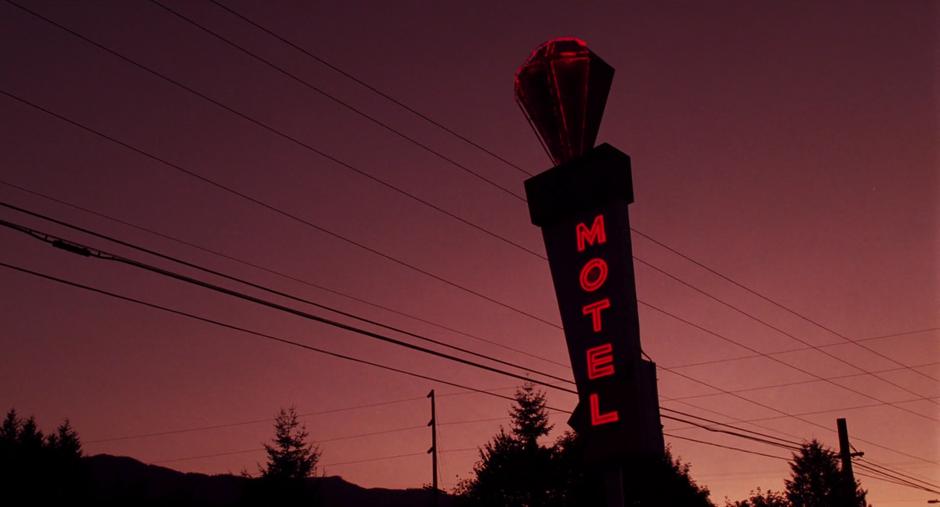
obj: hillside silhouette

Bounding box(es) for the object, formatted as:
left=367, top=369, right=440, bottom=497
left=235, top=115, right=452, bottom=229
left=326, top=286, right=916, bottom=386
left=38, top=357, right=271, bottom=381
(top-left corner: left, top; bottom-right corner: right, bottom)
left=82, top=454, right=454, bottom=507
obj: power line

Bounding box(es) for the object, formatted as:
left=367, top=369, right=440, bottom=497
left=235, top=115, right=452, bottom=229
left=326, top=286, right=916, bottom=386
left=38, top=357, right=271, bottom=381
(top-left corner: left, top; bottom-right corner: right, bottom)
left=153, top=447, right=264, bottom=465
left=631, top=229, right=940, bottom=384
left=157, top=447, right=478, bottom=467
left=8, top=179, right=931, bottom=390
left=6, top=2, right=936, bottom=465
left=85, top=395, right=429, bottom=444
left=17, top=0, right=917, bottom=398
left=0, top=88, right=561, bottom=329
left=634, top=255, right=940, bottom=403
left=0, top=0, right=546, bottom=265
left=5, top=19, right=932, bottom=422
left=0, top=261, right=574, bottom=413
left=8, top=218, right=936, bottom=465
left=0, top=258, right=858, bottom=464
left=147, top=0, right=527, bottom=202
left=660, top=406, right=805, bottom=448
left=661, top=414, right=801, bottom=451
left=0, top=220, right=579, bottom=396
left=15, top=178, right=932, bottom=380
left=0, top=178, right=569, bottom=369
left=12, top=257, right=936, bottom=478
left=855, top=457, right=940, bottom=491
left=6, top=0, right=527, bottom=207
left=11, top=172, right=936, bottom=448
left=8, top=179, right=932, bottom=395
left=663, top=433, right=790, bottom=462
left=6, top=0, right=935, bottom=480
left=639, top=299, right=940, bottom=422
left=0, top=201, right=574, bottom=387
left=205, top=0, right=534, bottom=178
left=199, top=0, right=940, bottom=391
left=853, top=461, right=940, bottom=495
left=327, top=448, right=478, bottom=469
left=79, top=0, right=940, bottom=407
left=6, top=213, right=937, bottom=468
left=654, top=362, right=940, bottom=464
left=664, top=363, right=940, bottom=401
left=859, top=328, right=940, bottom=342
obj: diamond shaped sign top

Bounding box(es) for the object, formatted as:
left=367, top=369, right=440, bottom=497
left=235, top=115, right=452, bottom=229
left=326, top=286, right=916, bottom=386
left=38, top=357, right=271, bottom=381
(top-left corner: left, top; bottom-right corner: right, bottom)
left=514, top=38, right=615, bottom=166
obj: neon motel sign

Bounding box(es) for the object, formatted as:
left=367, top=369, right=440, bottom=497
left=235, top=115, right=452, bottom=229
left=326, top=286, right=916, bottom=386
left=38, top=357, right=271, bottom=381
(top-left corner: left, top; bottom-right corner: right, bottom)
left=517, top=39, right=664, bottom=464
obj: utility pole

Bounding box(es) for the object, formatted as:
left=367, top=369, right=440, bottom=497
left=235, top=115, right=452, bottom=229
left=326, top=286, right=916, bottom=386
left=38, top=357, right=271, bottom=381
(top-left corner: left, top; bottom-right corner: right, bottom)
left=427, top=389, right=439, bottom=503
left=837, top=417, right=863, bottom=506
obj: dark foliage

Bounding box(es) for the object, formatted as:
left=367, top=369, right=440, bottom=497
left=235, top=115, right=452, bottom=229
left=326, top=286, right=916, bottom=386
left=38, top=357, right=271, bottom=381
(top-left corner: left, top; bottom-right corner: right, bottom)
left=726, top=440, right=869, bottom=507
left=456, top=385, right=714, bottom=507
left=456, top=385, right=560, bottom=506
left=245, top=406, right=322, bottom=504
left=260, top=406, right=320, bottom=481
left=0, top=408, right=86, bottom=504
left=0, top=406, right=463, bottom=506
left=785, top=440, right=868, bottom=507
left=726, top=488, right=789, bottom=507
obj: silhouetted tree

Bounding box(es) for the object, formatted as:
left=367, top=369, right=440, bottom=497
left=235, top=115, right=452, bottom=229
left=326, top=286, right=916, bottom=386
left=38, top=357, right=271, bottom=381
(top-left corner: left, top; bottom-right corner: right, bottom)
left=726, top=488, right=789, bottom=507
left=456, top=384, right=560, bottom=506
left=261, top=407, right=320, bottom=481
left=510, top=384, right=552, bottom=449
left=785, top=440, right=868, bottom=507
left=457, top=385, right=713, bottom=506
left=555, top=428, right=714, bottom=507
left=249, top=406, right=320, bottom=504
left=0, top=409, right=85, bottom=504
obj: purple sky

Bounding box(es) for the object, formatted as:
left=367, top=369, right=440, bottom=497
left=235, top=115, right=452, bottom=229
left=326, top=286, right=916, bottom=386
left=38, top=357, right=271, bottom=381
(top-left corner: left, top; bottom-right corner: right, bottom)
left=1, top=1, right=937, bottom=504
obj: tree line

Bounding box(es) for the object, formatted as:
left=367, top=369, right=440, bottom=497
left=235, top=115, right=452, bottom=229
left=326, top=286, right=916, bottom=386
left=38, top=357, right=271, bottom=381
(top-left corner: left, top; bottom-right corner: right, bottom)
left=455, top=384, right=869, bottom=507
left=1, top=388, right=869, bottom=506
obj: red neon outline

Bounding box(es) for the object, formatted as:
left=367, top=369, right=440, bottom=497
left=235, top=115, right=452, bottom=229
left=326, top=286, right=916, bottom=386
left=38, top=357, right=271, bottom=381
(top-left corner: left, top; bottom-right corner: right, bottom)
left=579, top=258, right=608, bottom=292
left=586, top=343, right=615, bottom=380
left=581, top=298, right=611, bottom=332
left=589, top=393, right=619, bottom=426
left=576, top=214, right=606, bottom=252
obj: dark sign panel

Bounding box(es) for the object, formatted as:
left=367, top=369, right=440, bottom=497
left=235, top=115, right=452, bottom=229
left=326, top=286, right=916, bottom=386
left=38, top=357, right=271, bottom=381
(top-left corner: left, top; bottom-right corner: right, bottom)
left=525, top=143, right=664, bottom=464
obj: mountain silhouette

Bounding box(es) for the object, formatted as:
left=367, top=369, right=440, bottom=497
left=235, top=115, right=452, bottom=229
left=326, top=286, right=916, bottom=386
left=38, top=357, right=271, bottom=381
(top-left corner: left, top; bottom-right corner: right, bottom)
left=82, top=454, right=455, bottom=506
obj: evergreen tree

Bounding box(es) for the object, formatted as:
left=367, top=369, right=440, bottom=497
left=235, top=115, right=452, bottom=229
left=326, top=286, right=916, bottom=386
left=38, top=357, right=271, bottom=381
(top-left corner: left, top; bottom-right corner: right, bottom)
left=456, top=384, right=560, bottom=506
left=457, top=384, right=713, bottom=506
left=785, top=440, right=868, bottom=507
left=726, top=488, right=789, bottom=507
left=509, top=384, right=552, bottom=449
left=47, top=419, right=82, bottom=460
left=555, top=430, right=714, bottom=507
left=0, top=409, right=85, bottom=504
left=261, top=406, right=320, bottom=481
left=0, top=409, right=19, bottom=443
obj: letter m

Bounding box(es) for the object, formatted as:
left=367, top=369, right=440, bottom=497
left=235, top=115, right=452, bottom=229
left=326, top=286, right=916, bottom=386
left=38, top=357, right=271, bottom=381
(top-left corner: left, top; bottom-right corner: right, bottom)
left=576, top=214, right=607, bottom=252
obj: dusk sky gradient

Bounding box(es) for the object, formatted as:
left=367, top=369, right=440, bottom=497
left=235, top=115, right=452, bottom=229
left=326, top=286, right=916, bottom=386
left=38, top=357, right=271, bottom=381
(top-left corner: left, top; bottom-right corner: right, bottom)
left=1, top=1, right=937, bottom=505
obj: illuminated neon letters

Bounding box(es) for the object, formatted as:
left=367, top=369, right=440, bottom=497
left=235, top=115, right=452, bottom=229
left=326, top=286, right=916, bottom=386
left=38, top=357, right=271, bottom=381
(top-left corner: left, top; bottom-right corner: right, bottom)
left=576, top=214, right=619, bottom=425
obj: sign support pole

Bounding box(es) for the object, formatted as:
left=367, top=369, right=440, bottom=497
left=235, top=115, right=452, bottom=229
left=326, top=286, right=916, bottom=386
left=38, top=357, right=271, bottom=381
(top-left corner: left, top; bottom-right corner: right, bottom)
left=604, top=464, right=625, bottom=507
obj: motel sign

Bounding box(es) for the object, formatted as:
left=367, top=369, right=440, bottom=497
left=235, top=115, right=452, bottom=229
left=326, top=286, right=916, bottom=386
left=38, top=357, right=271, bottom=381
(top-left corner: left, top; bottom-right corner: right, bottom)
left=516, top=39, right=664, bottom=465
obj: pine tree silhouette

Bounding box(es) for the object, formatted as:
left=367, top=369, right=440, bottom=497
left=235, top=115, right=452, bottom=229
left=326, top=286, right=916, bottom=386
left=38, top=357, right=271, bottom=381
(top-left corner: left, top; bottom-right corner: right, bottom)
left=785, top=440, right=868, bottom=507
left=457, top=385, right=715, bottom=507
left=250, top=406, right=321, bottom=505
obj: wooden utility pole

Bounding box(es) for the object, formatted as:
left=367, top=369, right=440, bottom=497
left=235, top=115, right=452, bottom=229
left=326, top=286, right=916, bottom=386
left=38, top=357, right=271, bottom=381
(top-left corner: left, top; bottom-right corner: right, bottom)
left=427, top=389, right=439, bottom=501
left=837, top=417, right=862, bottom=505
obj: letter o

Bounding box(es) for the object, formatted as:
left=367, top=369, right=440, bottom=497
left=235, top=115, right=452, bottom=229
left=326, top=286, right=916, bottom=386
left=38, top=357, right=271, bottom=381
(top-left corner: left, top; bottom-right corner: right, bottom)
left=579, top=258, right=608, bottom=292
